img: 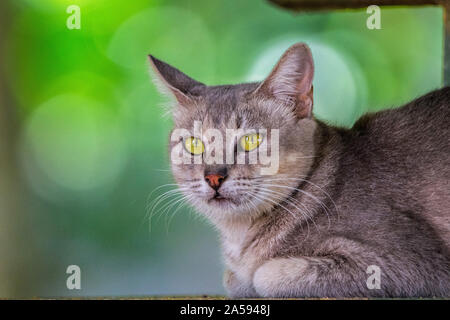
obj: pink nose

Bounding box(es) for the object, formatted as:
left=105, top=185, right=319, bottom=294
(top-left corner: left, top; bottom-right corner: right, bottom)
left=205, top=174, right=225, bottom=190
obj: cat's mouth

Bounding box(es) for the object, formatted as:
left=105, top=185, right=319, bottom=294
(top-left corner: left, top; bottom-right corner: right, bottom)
left=208, top=192, right=232, bottom=204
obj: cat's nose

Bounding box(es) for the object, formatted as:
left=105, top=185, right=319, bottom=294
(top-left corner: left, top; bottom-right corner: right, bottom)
left=205, top=173, right=227, bottom=190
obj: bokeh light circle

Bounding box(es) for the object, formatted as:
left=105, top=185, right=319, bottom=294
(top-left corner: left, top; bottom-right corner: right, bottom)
left=107, top=6, right=215, bottom=82
left=21, top=94, right=128, bottom=201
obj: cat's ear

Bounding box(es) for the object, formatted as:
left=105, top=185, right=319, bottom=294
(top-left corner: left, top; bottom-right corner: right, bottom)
left=254, top=43, right=314, bottom=119
left=148, top=55, right=204, bottom=106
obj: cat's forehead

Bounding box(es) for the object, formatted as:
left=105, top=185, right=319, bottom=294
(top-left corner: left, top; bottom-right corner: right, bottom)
left=174, top=83, right=282, bottom=130
left=203, top=85, right=242, bottom=128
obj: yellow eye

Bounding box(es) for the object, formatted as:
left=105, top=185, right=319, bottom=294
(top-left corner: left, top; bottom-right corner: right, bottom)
left=184, top=137, right=204, bottom=155
left=240, top=133, right=262, bottom=152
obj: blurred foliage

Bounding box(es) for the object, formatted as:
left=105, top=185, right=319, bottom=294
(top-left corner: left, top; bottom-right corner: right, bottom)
left=0, top=0, right=443, bottom=297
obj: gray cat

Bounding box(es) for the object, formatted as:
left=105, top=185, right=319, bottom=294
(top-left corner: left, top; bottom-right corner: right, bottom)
left=148, top=43, right=450, bottom=298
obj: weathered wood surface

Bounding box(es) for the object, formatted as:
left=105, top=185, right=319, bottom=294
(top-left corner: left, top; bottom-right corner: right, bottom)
left=269, top=0, right=443, bottom=10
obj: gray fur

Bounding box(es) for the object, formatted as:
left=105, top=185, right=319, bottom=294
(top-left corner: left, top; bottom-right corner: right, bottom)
left=149, top=43, right=450, bottom=298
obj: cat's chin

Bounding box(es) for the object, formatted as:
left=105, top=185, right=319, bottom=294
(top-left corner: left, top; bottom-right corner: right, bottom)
left=185, top=190, right=268, bottom=220
left=206, top=196, right=237, bottom=210
left=198, top=196, right=267, bottom=222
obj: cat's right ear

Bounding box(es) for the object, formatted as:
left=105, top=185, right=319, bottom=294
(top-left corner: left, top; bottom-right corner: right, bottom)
left=148, top=55, right=204, bottom=106
left=252, top=43, right=314, bottom=119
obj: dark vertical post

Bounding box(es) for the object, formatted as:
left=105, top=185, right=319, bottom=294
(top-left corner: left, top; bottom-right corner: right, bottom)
left=0, top=0, right=16, bottom=298
left=444, top=3, right=450, bottom=86
left=0, top=1, right=34, bottom=298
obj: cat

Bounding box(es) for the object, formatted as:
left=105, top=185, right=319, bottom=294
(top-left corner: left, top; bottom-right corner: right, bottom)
left=148, top=43, right=450, bottom=298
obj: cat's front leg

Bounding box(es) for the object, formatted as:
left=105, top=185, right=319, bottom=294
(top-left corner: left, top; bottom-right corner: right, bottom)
left=253, top=255, right=370, bottom=298
left=253, top=257, right=314, bottom=297
left=223, top=269, right=258, bottom=298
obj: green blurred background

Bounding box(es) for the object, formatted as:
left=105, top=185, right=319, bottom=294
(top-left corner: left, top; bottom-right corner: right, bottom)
left=0, top=0, right=443, bottom=297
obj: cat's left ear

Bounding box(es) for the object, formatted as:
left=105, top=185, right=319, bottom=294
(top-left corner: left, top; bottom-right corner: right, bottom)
left=148, top=55, right=204, bottom=106
left=253, top=43, right=314, bottom=119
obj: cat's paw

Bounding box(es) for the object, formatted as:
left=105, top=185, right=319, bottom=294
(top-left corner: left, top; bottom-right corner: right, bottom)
left=253, top=257, right=311, bottom=298
left=223, top=269, right=257, bottom=298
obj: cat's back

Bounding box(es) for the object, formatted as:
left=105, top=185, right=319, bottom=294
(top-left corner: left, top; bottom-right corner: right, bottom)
left=353, top=87, right=449, bottom=152
left=345, top=87, right=450, bottom=246
left=350, top=87, right=449, bottom=173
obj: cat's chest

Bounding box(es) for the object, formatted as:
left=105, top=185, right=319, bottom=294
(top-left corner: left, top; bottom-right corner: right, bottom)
left=222, top=237, right=260, bottom=284
left=220, top=225, right=276, bottom=284
left=219, top=214, right=310, bottom=285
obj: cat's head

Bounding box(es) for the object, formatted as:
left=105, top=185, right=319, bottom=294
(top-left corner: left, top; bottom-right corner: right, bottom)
left=149, top=43, right=318, bottom=222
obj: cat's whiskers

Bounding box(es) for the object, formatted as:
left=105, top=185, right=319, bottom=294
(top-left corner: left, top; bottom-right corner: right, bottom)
left=246, top=189, right=297, bottom=221
left=246, top=197, right=259, bottom=215
left=250, top=187, right=313, bottom=236
left=151, top=168, right=172, bottom=172
left=253, top=186, right=317, bottom=228
left=293, top=155, right=318, bottom=159
left=146, top=185, right=191, bottom=232
left=145, top=188, right=179, bottom=224
left=247, top=191, right=311, bottom=241
left=149, top=188, right=185, bottom=216
left=161, top=193, right=189, bottom=222
left=146, top=183, right=179, bottom=209
left=257, top=182, right=332, bottom=230
left=149, top=192, right=184, bottom=230
left=165, top=194, right=195, bottom=233
left=257, top=175, right=339, bottom=226
left=245, top=192, right=266, bottom=219
left=262, top=175, right=339, bottom=215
